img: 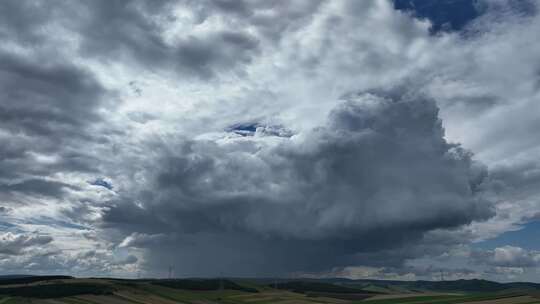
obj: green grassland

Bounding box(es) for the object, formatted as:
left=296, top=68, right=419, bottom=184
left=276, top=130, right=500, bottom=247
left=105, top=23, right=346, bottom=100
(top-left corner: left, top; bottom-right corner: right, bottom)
left=0, top=277, right=540, bottom=304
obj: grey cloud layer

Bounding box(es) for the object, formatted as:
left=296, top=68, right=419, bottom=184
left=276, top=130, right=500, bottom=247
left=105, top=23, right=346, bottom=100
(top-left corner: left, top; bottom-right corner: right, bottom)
left=0, top=49, right=110, bottom=204
left=0, top=0, right=119, bottom=275
left=472, top=246, right=540, bottom=268
left=0, top=233, right=52, bottom=255
left=64, top=0, right=260, bottom=79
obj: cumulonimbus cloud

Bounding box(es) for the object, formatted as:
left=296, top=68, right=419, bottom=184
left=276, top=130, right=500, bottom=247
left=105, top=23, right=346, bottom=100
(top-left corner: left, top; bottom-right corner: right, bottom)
left=104, top=93, right=494, bottom=276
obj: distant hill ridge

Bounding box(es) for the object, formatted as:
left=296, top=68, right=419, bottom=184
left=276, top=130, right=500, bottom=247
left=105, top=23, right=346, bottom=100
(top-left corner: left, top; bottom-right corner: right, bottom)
left=5, top=275, right=540, bottom=294
left=0, top=275, right=73, bottom=285
left=318, top=278, right=540, bottom=293
left=0, top=275, right=34, bottom=279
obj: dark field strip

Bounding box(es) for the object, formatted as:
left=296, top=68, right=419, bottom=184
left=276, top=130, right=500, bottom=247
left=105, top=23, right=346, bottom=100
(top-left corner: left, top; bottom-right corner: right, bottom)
left=361, top=293, right=527, bottom=304
left=0, top=283, right=114, bottom=299
left=152, top=279, right=258, bottom=293
left=0, top=276, right=73, bottom=286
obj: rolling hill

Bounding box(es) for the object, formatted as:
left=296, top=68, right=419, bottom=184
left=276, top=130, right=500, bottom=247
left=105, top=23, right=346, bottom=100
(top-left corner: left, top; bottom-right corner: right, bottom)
left=1, top=276, right=540, bottom=303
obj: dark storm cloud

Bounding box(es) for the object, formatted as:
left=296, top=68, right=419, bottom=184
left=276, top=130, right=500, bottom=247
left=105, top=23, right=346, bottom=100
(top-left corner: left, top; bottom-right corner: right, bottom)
left=474, top=160, right=540, bottom=227
left=0, top=1, right=55, bottom=44
left=0, top=52, right=107, bottom=158
left=487, top=162, right=540, bottom=196
left=0, top=51, right=104, bottom=137
left=105, top=93, right=494, bottom=276
left=0, top=47, right=109, bottom=204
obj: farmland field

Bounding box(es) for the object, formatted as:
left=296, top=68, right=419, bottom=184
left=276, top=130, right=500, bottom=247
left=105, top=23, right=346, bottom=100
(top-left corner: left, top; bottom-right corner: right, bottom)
left=1, top=277, right=540, bottom=304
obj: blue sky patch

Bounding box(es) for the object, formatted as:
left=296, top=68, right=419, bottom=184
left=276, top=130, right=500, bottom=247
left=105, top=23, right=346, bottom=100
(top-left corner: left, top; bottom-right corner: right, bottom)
left=89, top=178, right=113, bottom=190
left=393, top=0, right=480, bottom=33
left=474, top=221, right=540, bottom=251
left=228, top=122, right=259, bottom=136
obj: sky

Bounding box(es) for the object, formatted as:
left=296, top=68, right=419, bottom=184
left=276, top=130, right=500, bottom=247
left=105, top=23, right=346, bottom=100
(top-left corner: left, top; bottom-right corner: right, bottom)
left=1, top=0, right=540, bottom=282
